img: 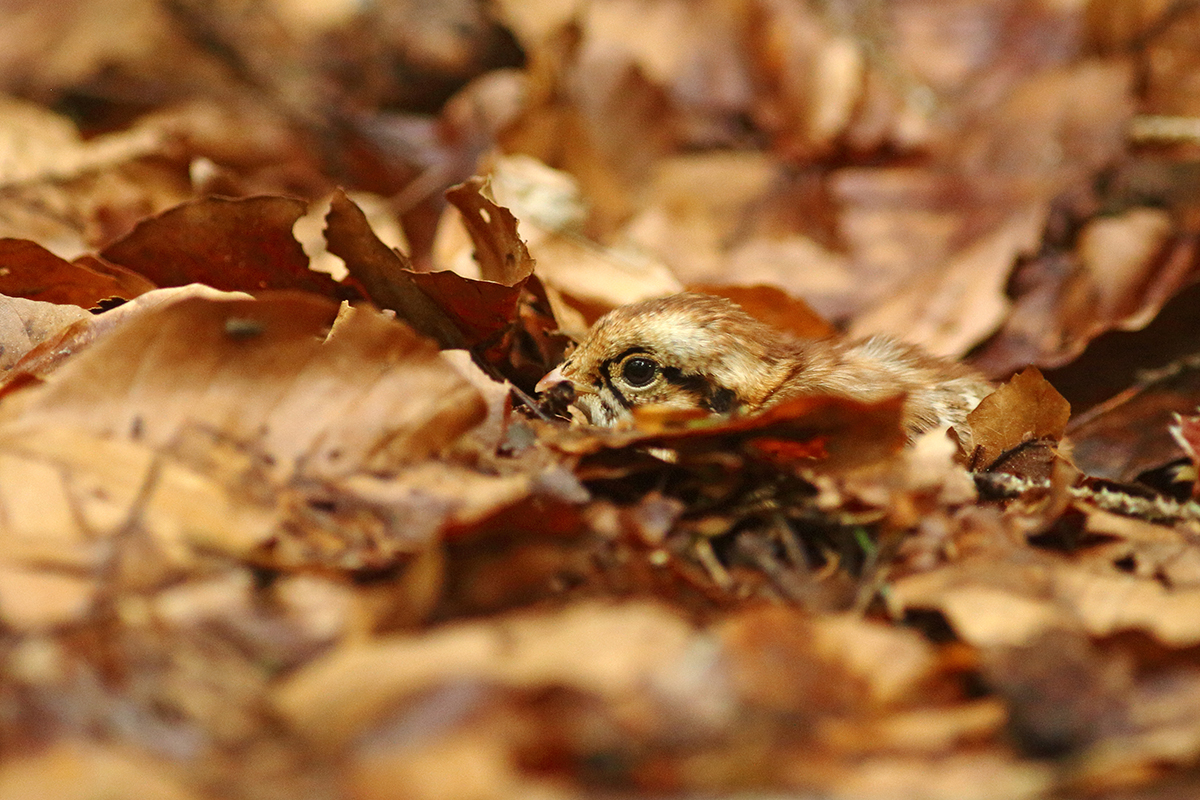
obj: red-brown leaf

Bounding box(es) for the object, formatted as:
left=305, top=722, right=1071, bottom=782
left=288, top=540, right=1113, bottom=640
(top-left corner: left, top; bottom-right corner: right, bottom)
left=101, top=196, right=344, bottom=296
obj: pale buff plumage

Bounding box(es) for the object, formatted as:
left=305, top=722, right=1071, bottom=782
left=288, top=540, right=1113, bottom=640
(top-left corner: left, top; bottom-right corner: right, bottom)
left=536, top=293, right=993, bottom=436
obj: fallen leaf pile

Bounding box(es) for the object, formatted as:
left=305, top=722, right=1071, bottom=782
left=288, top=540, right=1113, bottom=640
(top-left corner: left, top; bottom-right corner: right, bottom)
left=2, top=2, right=1200, bottom=799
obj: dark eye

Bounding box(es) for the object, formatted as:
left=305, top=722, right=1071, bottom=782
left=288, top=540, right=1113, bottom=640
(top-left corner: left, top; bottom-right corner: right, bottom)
left=621, top=356, right=658, bottom=387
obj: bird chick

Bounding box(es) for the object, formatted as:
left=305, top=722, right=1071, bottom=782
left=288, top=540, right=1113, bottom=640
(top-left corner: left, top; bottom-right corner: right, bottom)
left=535, top=293, right=992, bottom=437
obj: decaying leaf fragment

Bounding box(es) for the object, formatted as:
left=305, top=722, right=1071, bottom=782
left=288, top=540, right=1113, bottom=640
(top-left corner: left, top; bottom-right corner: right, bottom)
left=0, top=284, right=253, bottom=391
left=964, top=366, right=1071, bottom=475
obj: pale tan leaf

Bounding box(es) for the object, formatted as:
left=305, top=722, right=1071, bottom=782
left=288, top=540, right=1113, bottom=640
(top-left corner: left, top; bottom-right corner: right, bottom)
left=0, top=741, right=198, bottom=800
left=275, top=601, right=697, bottom=750
left=965, top=366, right=1071, bottom=470
left=0, top=296, right=486, bottom=479
left=0, top=565, right=94, bottom=631
left=0, top=95, right=163, bottom=187
left=850, top=204, right=1045, bottom=357
left=0, top=294, right=90, bottom=370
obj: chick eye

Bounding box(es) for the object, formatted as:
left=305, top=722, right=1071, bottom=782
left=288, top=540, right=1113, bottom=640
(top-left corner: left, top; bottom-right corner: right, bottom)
left=621, top=356, right=659, bottom=387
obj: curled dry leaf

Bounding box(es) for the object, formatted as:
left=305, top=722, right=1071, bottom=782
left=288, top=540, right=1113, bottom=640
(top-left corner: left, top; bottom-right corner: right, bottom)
left=468, top=154, right=682, bottom=313
left=890, top=536, right=1200, bottom=649
left=964, top=367, right=1071, bottom=473
left=101, top=195, right=346, bottom=297
left=328, top=185, right=567, bottom=390
left=325, top=188, right=467, bottom=348
left=1067, top=355, right=1200, bottom=482
left=850, top=204, right=1045, bottom=358
left=444, top=176, right=534, bottom=285
left=974, top=208, right=1195, bottom=376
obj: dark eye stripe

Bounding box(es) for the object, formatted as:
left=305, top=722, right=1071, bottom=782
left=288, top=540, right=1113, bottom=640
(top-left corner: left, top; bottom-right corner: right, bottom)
left=598, top=349, right=653, bottom=409
left=595, top=356, right=741, bottom=415
left=599, top=363, right=631, bottom=410
left=659, top=367, right=739, bottom=413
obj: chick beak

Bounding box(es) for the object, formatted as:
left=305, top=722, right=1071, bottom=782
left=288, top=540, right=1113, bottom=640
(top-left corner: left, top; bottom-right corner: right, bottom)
left=538, top=365, right=600, bottom=398
left=535, top=364, right=570, bottom=396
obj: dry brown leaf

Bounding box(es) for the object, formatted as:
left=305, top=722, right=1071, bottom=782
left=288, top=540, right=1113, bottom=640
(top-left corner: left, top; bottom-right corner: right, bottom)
left=975, top=208, right=1197, bottom=376
left=0, top=565, right=95, bottom=631
left=819, top=701, right=1008, bottom=757
left=965, top=367, right=1071, bottom=472
left=1077, top=208, right=1177, bottom=331
left=325, top=188, right=467, bottom=348
left=562, top=394, right=908, bottom=477
left=748, top=0, right=865, bottom=157
left=0, top=294, right=91, bottom=371
left=329, top=185, right=567, bottom=390
left=891, top=548, right=1200, bottom=649
left=448, top=155, right=681, bottom=312
left=0, top=295, right=485, bottom=479
left=101, top=195, right=344, bottom=296
left=0, top=239, right=154, bottom=307
left=1064, top=356, right=1200, bottom=481
left=0, top=284, right=252, bottom=390
left=620, top=152, right=776, bottom=284
left=850, top=204, right=1045, bottom=357
left=445, top=176, right=534, bottom=285
left=0, top=425, right=277, bottom=571
left=956, top=59, right=1134, bottom=190
left=1056, top=567, right=1200, bottom=646
left=274, top=601, right=698, bottom=751
left=0, top=741, right=199, bottom=800
left=791, top=753, right=1054, bottom=800
left=0, top=95, right=164, bottom=185
left=0, top=96, right=188, bottom=253
left=722, top=235, right=856, bottom=320
left=717, top=606, right=935, bottom=712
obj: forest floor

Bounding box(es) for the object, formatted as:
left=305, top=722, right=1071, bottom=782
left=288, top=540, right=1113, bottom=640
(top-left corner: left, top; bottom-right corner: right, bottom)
left=2, top=2, right=1200, bottom=799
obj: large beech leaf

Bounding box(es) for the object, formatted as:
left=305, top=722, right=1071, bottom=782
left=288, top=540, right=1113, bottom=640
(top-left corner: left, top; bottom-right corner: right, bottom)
left=0, top=295, right=486, bottom=478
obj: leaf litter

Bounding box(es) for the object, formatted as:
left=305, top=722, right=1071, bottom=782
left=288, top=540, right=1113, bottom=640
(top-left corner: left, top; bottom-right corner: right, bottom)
left=2, top=2, right=1200, bottom=800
